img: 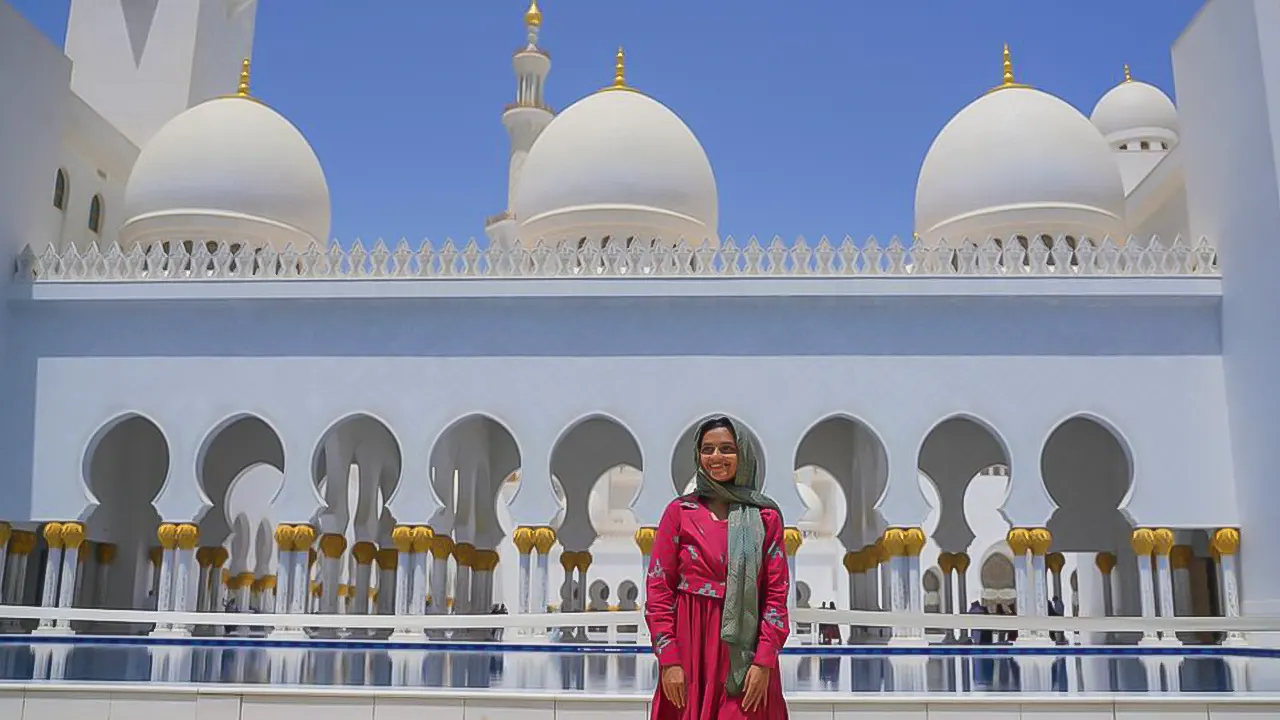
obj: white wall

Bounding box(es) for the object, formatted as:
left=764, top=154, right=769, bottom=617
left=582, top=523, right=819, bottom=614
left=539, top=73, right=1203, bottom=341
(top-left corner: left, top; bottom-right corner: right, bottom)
left=56, top=94, right=139, bottom=249
left=1174, top=0, right=1280, bottom=615
left=3, top=290, right=1235, bottom=543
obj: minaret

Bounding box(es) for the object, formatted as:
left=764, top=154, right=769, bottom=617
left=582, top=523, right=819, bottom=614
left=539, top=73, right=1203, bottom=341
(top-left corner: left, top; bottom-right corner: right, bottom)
left=64, top=0, right=258, bottom=148
left=486, top=0, right=555, bottom=247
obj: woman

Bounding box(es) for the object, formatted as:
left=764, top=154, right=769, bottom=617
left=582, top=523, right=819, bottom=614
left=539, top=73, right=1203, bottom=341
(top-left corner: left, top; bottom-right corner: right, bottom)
left=645, top=416, right=790, bottom=719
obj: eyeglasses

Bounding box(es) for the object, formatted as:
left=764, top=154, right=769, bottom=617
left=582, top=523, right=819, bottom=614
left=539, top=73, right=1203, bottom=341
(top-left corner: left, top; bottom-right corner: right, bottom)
left=699, top=444, right=738, bottom=457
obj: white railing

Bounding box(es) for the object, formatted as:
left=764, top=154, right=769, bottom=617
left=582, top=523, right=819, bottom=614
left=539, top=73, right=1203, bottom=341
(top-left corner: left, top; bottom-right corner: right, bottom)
left=0, top=605, right=1269, bottom=637
left=16, top=235, right=1219, bottom=282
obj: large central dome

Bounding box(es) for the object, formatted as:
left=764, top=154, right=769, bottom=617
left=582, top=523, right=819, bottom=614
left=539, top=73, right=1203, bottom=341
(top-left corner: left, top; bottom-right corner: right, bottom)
left=513, top=75, right=718, bottom=245
left=121, top=64, right=330, bottom=251
left=915, top=49, right=1125, bottom=245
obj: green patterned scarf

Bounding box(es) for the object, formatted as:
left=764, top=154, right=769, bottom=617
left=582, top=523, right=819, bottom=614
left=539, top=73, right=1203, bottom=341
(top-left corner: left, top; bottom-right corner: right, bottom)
left=688, top=417, right=780, bottom=697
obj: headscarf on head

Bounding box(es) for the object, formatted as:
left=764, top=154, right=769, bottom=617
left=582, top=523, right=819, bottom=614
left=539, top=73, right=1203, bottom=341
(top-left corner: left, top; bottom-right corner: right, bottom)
left=686, top=416, right=781, bottom=697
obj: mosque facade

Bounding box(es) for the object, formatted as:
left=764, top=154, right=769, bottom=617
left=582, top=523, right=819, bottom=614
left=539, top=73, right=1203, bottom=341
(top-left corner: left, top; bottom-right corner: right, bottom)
left=0, top=0, right=1275, bottom=646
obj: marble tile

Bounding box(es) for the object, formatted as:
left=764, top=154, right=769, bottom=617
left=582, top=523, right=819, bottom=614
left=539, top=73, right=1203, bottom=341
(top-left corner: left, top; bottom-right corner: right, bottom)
left=108, top=691, right=198, bottom=720
left=461, top=697, right=555, bottom=720
left=240, top=695, right=374, bottom=720
left=195, top=695, right=243, bottom=720
left=373, top=696, right=464, bottom=720
left=1115, top=704, right=1208, bottom=720
left=925, top=703, right=1019, bottom=720
left=785, top=702, right=835, bottom=720
left=22, top=691, right=112, bottom=720
left=0, top=690, right=24, bottom=720
left=832, top=702, right=926, bottom=719
left=1021, top=704, right=1117, bottom=720
left=553, top=699, right=648, bottom=719
left=1208, top=707, right=1280, bottom=720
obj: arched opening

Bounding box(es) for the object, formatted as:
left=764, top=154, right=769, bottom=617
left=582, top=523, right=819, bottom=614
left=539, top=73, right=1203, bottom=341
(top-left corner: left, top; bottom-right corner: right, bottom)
left=82, top=414, right=170, bottom=611
left=430, top=413, right=520, bottom=615
left=53, top=169, right=68, bottom=211
left=88, top=194, right=103, bottom=234
left=918, top=416, right=1010, bottom=555
left=1041, top=415, right=1134, bottom=621
left=549, top=414, right=642, bottom=617
left=310, top=413, right=404, bottom=615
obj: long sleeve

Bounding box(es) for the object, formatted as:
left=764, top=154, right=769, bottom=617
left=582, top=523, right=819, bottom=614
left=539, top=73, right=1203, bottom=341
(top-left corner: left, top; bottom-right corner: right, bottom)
left=644, top=502, right=683, bottom=667
left=753, top=509, right=790, bottom=668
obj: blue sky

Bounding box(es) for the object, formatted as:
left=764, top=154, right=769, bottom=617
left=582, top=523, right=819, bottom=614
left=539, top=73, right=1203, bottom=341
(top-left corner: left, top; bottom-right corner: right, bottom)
left=11, top=0, right=1204, bottom=243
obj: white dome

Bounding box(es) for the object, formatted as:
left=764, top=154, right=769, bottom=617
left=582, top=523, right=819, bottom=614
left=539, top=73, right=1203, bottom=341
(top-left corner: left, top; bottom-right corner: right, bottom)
left=513, top=88, right=717, bottom=244
left=1090, top=79, right=1179, bottom=145
left=121, top=96, right=330, bottom=249
left=915, top=86, right=1126, bottom=244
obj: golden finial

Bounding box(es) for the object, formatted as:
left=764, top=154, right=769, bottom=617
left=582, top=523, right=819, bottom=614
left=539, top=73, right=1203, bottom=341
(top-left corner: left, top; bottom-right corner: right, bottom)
left=237, top=57, right=251, bottom=97
left=987, top=43, right=1030, bottom=94
left=1123, top=64, right=1132, bottom=83
left=613, top=46, right=626, bottom=88
left=598, top=46, right=638, bottom=93
left=525, top=0, right=542, bottom=28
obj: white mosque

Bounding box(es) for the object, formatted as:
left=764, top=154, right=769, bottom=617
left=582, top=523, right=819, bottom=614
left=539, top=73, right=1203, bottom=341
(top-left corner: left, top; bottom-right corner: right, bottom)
left=0, top=0, right=1274, bottom=650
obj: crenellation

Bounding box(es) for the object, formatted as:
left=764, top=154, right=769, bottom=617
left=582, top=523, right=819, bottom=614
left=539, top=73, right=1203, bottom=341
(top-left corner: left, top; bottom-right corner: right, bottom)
left=16, top=234, right=1220, bottom=282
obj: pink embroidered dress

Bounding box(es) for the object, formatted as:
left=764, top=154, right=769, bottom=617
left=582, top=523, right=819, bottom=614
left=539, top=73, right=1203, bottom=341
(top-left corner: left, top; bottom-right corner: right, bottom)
left=646, top=497, right=791, bottom=720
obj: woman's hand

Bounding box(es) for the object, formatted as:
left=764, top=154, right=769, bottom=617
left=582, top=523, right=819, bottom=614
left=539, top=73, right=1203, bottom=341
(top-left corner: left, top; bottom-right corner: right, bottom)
left=741, top=664, right=769, bottom=712
left=661, top=665, right=686, bottom=709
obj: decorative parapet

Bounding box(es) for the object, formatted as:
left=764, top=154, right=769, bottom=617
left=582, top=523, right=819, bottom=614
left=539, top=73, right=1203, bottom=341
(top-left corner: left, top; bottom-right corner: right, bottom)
left=15, top=235, right=1217, bottom=282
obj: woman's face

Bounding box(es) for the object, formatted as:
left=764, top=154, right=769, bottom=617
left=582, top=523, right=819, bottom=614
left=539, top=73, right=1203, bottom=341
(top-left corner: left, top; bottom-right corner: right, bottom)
left=698, top=426, right=739, bottom=483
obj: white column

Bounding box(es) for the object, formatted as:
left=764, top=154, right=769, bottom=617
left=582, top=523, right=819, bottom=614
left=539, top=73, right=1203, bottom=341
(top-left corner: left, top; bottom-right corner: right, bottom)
left=376, top=549, right=396, bottom=614
left=429, top=536, right=452, bottom=615
left=904, top=529, right=925, bottom=640
left=534, top=533, right=553, bottom=617
left=1152, top=530, right=1178, bottom=644
left=38, top=524, right=65, bottom=628
left=1132, top=529, right=1159, bottom=645
left=411, top=528, right=432, bottom=615
left=633, top=527, right=654, bottom=612
left=885, top=530, right=908, bottom=642
left=391, top=529, right=412, bottom=623
left=55, top=523, right=86, bottom=630
left=1008, top=530, right=1030, bottom=622
left=1211, top=529, right=1244, bottom=645
left=289, top=527, right=316, bottom=616
left=453, top=543, right=474, bottom=615
left=515, top=531, right=534, bottom=614
left=172, top=525, right=199, bottom=612
left=1047, top=553, right=1065, bottom=606
left=1028, top=529, right=1051, bottom=644
left=784, top=528, right=802, bottom=610
left=351, top=542, right=376, bottom=616
left=152, top=523, right=180, bottom=634
left=955, top=552, right=971, bottom=612
left=318, top=534, right=346, bottom=616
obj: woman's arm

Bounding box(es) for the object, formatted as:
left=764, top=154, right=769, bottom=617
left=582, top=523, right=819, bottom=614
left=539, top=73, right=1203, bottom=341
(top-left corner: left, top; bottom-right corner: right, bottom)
left=645, top=502, right=683, bottom=666
left=753, top=509, right=791, bottom=668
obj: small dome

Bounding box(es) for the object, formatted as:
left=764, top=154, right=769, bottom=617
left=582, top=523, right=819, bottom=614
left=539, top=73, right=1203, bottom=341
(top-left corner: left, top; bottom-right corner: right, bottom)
left=915, top=85, right=1126, bottom=244
left=513, top=84, right=717, bottom=245
left=121, top=94, right=330, bottom=250
left=1090, top=74, right=1179, bottom=145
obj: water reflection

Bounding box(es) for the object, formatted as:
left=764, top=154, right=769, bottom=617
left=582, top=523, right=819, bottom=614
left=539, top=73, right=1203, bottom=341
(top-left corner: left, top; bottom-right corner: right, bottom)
left=0, top=642, right=1255, bottom=696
